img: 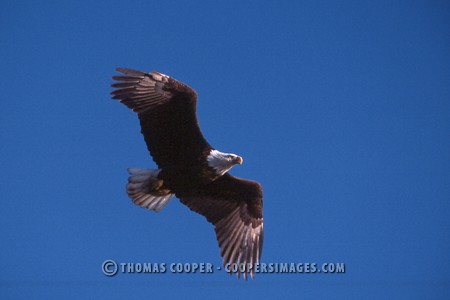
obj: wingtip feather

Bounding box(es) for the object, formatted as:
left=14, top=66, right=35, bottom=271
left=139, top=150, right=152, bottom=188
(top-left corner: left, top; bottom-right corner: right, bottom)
left=115, top=67, right=146, bottom=75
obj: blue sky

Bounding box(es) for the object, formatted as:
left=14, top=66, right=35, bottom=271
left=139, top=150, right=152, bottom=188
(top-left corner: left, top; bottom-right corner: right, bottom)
left=1, top=0, right=449, bottom=298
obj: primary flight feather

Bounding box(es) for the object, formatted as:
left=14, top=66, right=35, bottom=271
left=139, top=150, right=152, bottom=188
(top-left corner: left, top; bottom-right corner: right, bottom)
left=111, top=68, right=263, bottom=279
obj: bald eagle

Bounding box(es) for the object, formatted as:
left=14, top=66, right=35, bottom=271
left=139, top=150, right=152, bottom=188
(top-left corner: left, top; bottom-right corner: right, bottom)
left=111, top=68, right=263, bottom=279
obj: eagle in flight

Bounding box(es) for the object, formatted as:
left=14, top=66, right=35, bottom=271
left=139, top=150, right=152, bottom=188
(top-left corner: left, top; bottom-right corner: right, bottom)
left=111, top=68, right=263, bottom=279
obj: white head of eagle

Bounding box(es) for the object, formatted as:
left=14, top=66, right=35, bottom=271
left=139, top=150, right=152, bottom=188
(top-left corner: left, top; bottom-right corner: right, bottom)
left=111, top=68, right=263, bottom=280
left=207, top=149, right=243, bottom=176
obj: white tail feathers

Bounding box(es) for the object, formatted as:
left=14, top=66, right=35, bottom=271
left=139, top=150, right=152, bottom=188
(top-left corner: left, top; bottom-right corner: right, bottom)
left=126, top=168, right=174, bottom=213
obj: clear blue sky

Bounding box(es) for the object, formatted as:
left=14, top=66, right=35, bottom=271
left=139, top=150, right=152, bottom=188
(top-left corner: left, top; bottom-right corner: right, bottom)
left=1, top=0, right=449, bottom=299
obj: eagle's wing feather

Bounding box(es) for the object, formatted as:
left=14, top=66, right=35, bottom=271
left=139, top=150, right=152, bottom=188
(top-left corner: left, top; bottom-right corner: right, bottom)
left=179, top=173, right=264, bottom=279
left=111, top=68, right=211, bottom=171
left=111, top=68, right=171, bottom=113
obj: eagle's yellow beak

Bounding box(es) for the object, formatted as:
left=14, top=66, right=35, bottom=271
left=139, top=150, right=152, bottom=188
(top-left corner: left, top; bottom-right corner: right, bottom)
left=235, top=156, right=243, bottom=165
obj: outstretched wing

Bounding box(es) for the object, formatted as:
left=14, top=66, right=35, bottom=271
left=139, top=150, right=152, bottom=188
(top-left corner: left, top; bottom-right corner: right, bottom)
left=179, top=173, right=264, bottom=279
left=111, top=68, right=211, bottom=171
